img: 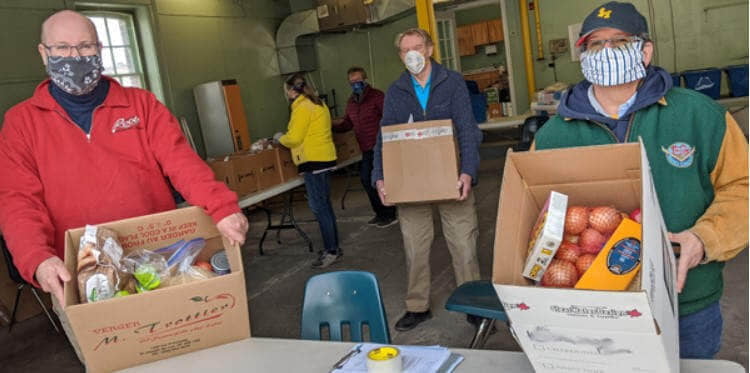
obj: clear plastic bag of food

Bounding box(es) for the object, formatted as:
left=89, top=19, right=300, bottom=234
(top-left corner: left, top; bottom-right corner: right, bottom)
left=77, top=225, right=131, bottom=303
left=155, top=238, right=216, bottom=286
left=121, top=249, right=169, bottom=294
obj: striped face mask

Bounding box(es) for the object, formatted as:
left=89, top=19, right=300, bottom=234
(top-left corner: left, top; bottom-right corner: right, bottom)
left=580, top=40, right=646, bottom=86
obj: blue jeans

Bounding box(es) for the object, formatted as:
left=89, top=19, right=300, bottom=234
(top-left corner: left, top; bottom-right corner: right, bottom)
left=679, top=302, right=723, bottom=359
left=303, top=170, right=340, bottom=254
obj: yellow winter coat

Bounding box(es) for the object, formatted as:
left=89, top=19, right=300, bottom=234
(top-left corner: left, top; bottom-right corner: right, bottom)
left=279, top=95, right=337, bottom=165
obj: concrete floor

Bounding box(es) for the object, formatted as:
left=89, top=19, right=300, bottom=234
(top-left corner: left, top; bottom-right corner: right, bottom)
left=0, top=149, right=747, bottom=372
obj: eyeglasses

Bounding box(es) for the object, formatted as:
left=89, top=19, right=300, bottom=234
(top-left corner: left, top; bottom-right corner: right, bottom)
left=583, top=36, right=642, bottom=52
left=42, top=42, right=100, bottom=57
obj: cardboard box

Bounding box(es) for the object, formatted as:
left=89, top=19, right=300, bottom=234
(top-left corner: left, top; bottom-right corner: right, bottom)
left=333, top=131, right=360, bottom=163
left=485, top=87, right=500, bottom=104
left=492, top=142, right=679, bottom=373
left=61, top=207, right=251, bottom=373
left=381, top=120, right=460, bottom=204
left=271, top=147, right=299, bottom=182
left=488, top=103, right=503, bottom=118
left=233, top=150, right=282, bottom=191
left=207, top=156, right=259, bottom=197
left=253, top=149, right=283, bottom=190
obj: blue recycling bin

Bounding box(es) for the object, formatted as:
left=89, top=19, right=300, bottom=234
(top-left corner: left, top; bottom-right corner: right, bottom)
left=725, top=64, right=748, bottom=97
left=683, top=68, right=722, bottom=99
left=470, top=93, right=487, bottom=124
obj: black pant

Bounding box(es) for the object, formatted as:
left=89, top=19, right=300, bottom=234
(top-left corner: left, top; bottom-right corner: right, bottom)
left=360, top=150, right=396, bottom=219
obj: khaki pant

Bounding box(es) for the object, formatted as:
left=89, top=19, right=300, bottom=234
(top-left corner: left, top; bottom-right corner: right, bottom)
left=398, top=193, right=480, bottom=312
left=52, top=297, right=85, bottom=364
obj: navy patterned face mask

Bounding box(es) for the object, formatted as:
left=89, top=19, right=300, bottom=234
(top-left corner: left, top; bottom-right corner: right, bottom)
left=46, top=55, right=103, bottom=95
left=580, top=40, right=646, bottom=87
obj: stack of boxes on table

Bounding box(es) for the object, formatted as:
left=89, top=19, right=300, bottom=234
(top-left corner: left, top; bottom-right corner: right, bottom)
left=205, top=131, right=361, bottom=198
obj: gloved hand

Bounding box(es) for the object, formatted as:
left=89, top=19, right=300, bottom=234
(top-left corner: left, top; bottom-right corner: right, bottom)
left=272, top=132, right=284, bottom=144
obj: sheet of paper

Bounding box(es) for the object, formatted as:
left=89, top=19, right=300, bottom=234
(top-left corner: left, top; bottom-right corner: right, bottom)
left=333, top=343, right=455, bottom=373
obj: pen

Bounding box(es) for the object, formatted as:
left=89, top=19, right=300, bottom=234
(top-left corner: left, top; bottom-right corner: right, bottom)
left=330, top=344, right=362, bottom=372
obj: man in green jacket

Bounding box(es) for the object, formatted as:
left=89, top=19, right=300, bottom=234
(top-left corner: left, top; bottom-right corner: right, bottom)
left=533, top=2, right=748, bottom=359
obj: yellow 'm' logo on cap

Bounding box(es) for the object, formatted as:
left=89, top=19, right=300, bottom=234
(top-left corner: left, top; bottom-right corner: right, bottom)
left=598, top=7, right=612, bottom=19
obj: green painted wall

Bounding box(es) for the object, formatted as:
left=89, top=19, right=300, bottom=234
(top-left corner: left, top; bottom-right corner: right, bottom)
left=504, top=0, right=749, bottom=112
left=0, top=0, right=291, bottom=158
left=454, top=4, right=505, bottom=72
left=313, top=13, right=418, bottom=115
left=155, top=0, right=291, bottom=152
left=3, top=0, right=744, bottom=147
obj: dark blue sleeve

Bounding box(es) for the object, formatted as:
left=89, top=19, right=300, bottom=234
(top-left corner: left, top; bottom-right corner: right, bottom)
left=372, top=87, right=400, bottom=185
left=450, top=75, right=482, bottom=181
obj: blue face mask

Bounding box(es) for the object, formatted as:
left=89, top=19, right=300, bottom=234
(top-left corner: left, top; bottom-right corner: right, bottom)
left=350, top=81, right=366, bottom=94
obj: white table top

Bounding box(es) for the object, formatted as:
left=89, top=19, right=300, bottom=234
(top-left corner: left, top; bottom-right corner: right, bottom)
left=237, top=154, right=362, bottom=208
left=118, top=337, right=745, bottom=373
left=478, top=114, right=530, bottom=131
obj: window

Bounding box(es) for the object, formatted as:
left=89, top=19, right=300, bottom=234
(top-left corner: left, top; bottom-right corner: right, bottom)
left=85, top=12, right=146, bottom=88
left=436, top=14, right=461, bottom=72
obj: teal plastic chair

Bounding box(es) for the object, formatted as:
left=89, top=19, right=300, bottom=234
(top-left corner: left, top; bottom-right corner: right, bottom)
left=301, top=271, right=390, bottom=343
left=445, top=280, right=507, bottom=348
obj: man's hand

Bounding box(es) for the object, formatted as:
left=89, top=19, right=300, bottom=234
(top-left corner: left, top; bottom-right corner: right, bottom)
left=457, top=173, right=472, bottom=201
left=217, top=212, right=249, bottom=246
left=669, top=230, right=705, bottom=293
left=331, top=118, right=344, bottom=127
left=375, top=180, right=393, bottom=206
left=35, top=256, right=71, bottom=305
left=272, top=132, right=284, bottom=144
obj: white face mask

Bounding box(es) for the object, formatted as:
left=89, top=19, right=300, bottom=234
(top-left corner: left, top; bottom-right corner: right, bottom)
left=580, top=40, right=647, bottom=86
left=404, top=50, right=426, bottom=75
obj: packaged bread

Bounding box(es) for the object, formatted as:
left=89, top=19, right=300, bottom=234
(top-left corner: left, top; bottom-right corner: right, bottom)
left=77, top=225, right=131, bottom=303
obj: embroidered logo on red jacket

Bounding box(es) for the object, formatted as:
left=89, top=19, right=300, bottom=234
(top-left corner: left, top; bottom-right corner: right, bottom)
left=112, top=116, right=141, bottom=133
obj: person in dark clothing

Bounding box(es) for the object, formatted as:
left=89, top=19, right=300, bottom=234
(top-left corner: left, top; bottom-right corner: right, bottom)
left=372, top=28, right=483, bottom=332
left=333, top=67, right=397, bottom=228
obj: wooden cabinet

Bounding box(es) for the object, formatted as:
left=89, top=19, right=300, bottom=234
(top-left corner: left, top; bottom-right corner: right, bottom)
left=457, top=25, right=475, bottom=56
left=470, top=22, right=489, bottom=46
left=464, top=70, right=501, bottom=92
left=487, top=19, right=503, bottom=43
left=456, top=18, right=503, bottom=57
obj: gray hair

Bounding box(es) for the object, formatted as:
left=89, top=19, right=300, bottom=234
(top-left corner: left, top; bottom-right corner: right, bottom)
left=394, top=28, right=434, bottom=51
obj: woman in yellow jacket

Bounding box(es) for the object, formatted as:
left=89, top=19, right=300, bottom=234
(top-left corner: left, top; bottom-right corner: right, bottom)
left=276, top=74, right=341, bottom=268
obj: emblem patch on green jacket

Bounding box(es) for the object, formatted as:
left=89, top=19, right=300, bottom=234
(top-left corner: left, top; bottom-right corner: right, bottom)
left=661, top=142, right=696, bottom=168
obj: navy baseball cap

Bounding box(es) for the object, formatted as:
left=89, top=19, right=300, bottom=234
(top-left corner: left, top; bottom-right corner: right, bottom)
left=576, top=2, right=649, bottom=47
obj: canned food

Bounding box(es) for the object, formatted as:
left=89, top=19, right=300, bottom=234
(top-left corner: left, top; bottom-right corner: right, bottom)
left=210, top=250, right=231, bottom=275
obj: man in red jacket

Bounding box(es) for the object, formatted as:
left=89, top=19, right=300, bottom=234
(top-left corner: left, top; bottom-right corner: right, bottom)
left=0, top=10, right=248, bottom=306
left=333, top=67, right=397, bottom=228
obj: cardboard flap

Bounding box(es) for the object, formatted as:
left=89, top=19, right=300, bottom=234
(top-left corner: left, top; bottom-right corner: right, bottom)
left=493, top=149, right=537, bottom=286
left=637, top=140, right=680, bottom=368
left=509, top=143, right=641, bottom=186
left=494, top=284, right=657, bottom=333
left=66, top=207, right=220, bottom=253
